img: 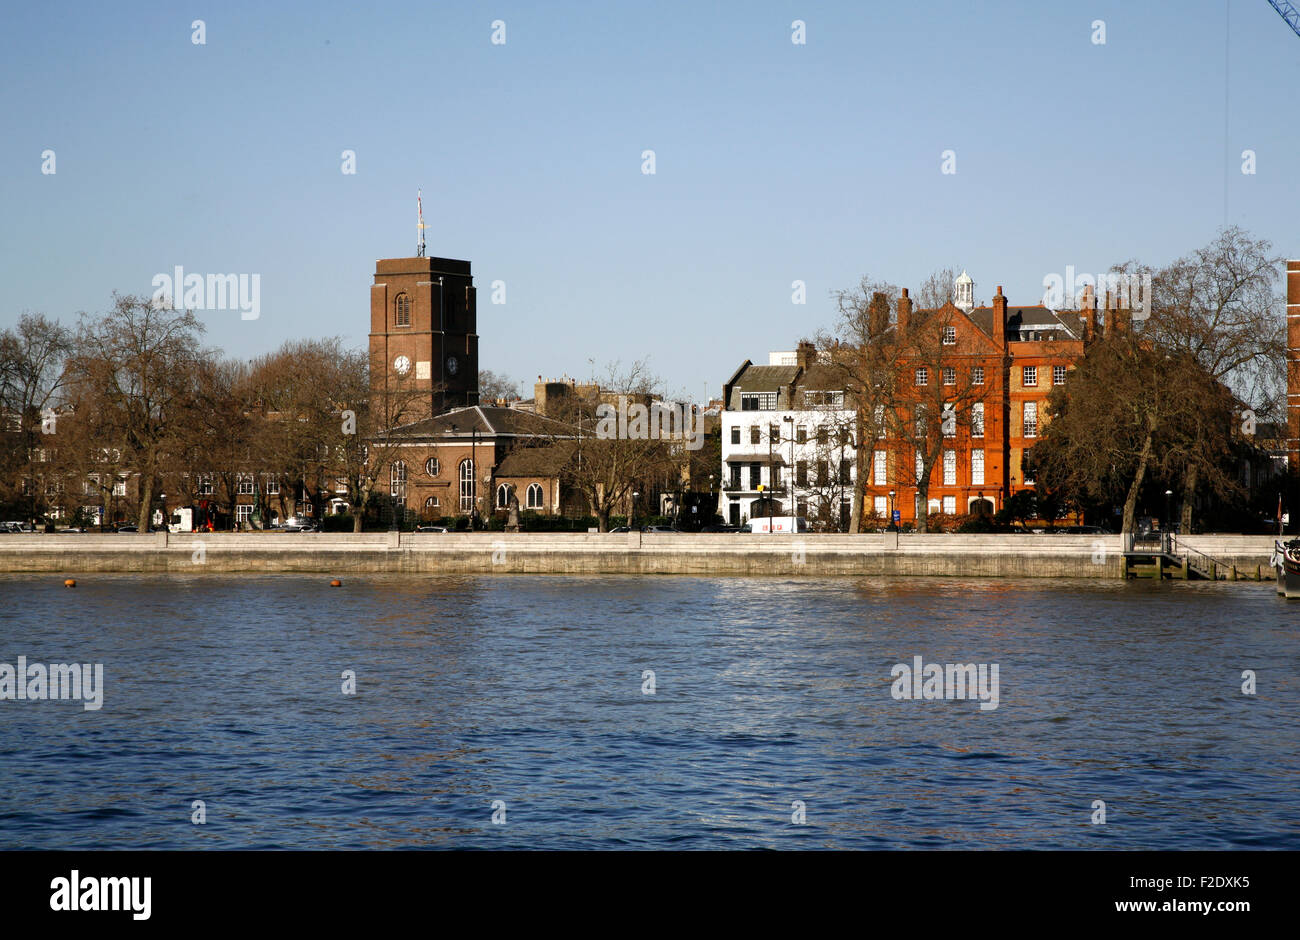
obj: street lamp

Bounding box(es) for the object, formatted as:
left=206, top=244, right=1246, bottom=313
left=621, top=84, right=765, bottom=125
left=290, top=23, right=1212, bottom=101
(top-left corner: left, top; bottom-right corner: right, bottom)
left=782, top=415, right=795, bottom=523
left=889, top=489, right=897, bottom=548
left=1165, top=489, right=1173, bottom=535
left=631, top=490, right=639, bottom=531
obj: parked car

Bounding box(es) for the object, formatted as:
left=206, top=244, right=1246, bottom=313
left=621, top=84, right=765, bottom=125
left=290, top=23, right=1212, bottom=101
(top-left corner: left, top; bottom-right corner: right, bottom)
left=281, top=518, right=318, bottom=533
left=700, top=524, right=745, bottom=533
left=414, top=525, right=448, bottom=533
left=640, top=525, right=678, bottom=533
left=608, top=526, right=634, bottom=534
left=1, top=521, right=35, bottom=533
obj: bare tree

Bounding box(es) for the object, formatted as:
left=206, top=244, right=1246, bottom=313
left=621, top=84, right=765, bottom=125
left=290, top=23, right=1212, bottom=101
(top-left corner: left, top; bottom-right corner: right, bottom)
left=70, top=295, right=207, bottom=531
left=0, top=313, right=72, bottom=520
left=1125, top=227, right=1285, bottom=529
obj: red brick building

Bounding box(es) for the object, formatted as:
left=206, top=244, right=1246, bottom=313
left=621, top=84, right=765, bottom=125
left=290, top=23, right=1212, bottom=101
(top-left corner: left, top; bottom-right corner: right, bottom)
left=867, top=282, right=1127, bottom=524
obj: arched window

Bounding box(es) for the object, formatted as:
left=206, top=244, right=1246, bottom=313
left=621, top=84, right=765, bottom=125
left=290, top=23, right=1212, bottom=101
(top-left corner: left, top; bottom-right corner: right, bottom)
left=496, top=483, right=510, bottom=509
left=394, top=293, right=411, bottom=327
left=459, top=459, right=475, bottom=512
left=424, top=457, right=440, bottom=477
left=390, top=460, right=407, bottom=505
left=424, top=496, right=439, bottom=509
left=526, top=483, right=544, bottom=510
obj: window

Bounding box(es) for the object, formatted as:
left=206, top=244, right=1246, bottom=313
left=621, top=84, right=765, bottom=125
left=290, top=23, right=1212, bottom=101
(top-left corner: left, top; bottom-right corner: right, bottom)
left=1022, top=366, right=1037, bottom=387
left=796, top=425, right=807, bottom=444
left=942, top=367, right=955, bottom=385
left=1053, top=365, right=1067, bottom=386
left=236, top=504, right=253, bottom=524
left=730, top=463, right=742, bottom=487
left=394, top=293, right=411, bottom=327
left=942, top=326, right=956, bottom=345
left=796, top=460, right=808, bottom=486
left=83, top=474, right=99, bottom=496
left=750, top=426, right=760, bottom=444
left=740, top=392, right=777, bottom=410
left=915, top=449, right=924, bottom=483
left=265, top=478, right=279, bottom=495
left=771, top=463, right=782, bottom=487
left=838, top=459, right=852, bottom=485
left=816, top=460, right=829, bottom=486
left=526, top=483, right=544, bottom=509
left=425, top=457, right=440, bottom=476
left=496, top=483, right=510, bottom=509
left=873, top=450, right=887, bottom=486
left=113, top=476, right=127, bottom=497
left=971, top=449, right=985, bottom=485
left=769, top=424, right=780, bottom=443
left=943, top=449, right=956, bottom=485
left=874, top=404, right=886, bottom=438
left=942, top=403, right=956, bottom=438
left=199, top=474, right=213, bottom=496
left=874, top=496, right=888, bottom=518
left=942, top=496, right=956, bottom=515
left=971, top=402, right=985, bottom=438
left=424, top=496, right=440, bottom=509
left=730, top=427, right=740, bottom=445
left=915, top=367, right=928, bottom=386
left=390, top=460, right=408, bottom=503
left=748, top=463, right=761, bottom=489
left=237, top=474, right=254, bottom=495
left=805, top=390, right=845, bottom=408
left=459, top=459, right=475, bottom=512
left=972, top=366, right=985, bottom=385
left=1023, top=401, right=1038, bottom=438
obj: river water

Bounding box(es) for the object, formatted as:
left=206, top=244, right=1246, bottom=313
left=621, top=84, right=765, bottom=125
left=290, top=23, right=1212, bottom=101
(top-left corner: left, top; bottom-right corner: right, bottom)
left=0, top=574, right=1296, bottom=849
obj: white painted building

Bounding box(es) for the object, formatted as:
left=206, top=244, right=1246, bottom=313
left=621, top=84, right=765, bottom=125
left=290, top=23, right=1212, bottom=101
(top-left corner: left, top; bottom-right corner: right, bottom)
left=719, top=343, right=858, bottom=530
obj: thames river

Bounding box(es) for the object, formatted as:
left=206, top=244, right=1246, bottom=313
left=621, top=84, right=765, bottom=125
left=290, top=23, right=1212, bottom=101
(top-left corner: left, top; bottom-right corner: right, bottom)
left=0, top=574, right=1296, bottom=849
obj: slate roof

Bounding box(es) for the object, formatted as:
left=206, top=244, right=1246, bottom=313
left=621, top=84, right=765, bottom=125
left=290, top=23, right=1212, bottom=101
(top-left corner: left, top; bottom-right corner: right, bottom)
left=494, top=441, right=579, bottom=478
left=386, top=405, right=577, bottom=440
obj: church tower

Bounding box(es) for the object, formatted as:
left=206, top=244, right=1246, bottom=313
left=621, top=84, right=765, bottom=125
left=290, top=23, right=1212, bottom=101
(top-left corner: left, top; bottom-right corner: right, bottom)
left=369, top=256, right=480, bottom=422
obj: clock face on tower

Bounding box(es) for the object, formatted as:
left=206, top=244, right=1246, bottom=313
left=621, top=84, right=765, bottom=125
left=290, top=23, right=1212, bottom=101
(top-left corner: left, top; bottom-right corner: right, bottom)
left=393, top=355, right=411, bottom=376
left=446, top=354, right=460, bottom=377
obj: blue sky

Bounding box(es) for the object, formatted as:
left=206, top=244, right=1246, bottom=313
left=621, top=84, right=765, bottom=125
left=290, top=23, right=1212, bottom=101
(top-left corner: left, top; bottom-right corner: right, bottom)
left=2, top=0, right=1297, bottom=399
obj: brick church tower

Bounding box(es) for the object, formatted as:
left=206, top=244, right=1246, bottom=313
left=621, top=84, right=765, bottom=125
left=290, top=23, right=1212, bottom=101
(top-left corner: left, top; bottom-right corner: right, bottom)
left=369, top=256, right=480, bottom=422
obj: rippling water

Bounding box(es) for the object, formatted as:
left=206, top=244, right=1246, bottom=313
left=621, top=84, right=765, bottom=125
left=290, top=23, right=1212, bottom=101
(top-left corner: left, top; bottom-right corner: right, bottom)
left=0, top=574, right=1296, bottom=849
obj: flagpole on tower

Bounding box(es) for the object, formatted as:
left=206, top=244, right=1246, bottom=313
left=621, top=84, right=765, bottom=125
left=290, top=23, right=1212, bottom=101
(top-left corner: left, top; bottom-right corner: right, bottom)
left=417, top=188, right=426, bottom=257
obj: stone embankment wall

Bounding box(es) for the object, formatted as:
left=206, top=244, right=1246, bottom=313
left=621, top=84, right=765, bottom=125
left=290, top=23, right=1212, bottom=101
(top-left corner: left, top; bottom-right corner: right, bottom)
left=0, top=532, right=1278, bottom=579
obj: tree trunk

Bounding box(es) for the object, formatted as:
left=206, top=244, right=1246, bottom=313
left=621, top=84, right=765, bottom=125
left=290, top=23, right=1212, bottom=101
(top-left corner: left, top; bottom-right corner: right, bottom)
left=916, top=479, right=929, bottom=534
left=1180, top=464, right=1198, bottom=533
left=1121, top=432, right=1154, bottom=534
left=849, top=422, right=865, bottom=534
left=137, top=475, right=153, bottom=532
left=596, top=505, right=610, bottom=533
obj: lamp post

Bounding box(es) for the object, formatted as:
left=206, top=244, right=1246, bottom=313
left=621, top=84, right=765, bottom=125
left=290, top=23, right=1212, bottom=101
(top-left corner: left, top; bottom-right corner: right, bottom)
left=631, top=490, right=639, bottom=531
left=157, top=492, right=165, bottom=533
left=1165, top=489, right=1173, bottom=534
left=889, top=489, right=897, bottom=549
left=783, top=415, right=795, bottom=523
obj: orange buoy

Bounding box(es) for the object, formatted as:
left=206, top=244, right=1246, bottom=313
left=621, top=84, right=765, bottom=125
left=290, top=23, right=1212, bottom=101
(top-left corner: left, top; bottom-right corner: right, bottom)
left=64, top=578, right=76, bottom=587
left=330, top=579, right=341, bottom=587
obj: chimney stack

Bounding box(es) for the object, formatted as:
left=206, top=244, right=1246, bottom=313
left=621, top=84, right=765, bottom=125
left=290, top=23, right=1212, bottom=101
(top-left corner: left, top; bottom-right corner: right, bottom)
left=993, top=285, right=1007, bottom=347
left=795, top=340, right=816, bottom=370
left=1081, top=284, right=1097, bottom=342
left=897, top=288, right=912, bottom=339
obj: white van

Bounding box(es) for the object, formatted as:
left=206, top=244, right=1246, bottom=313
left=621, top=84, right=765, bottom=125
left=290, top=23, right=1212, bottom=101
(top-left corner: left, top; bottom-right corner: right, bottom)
left=747, top=516, right=808, bottom=533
